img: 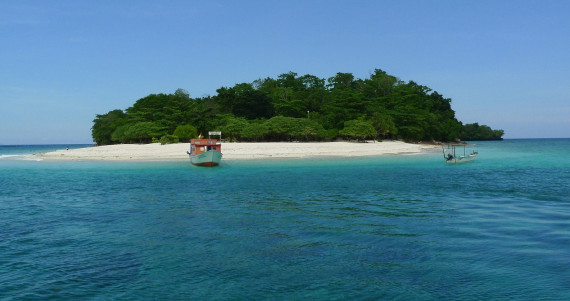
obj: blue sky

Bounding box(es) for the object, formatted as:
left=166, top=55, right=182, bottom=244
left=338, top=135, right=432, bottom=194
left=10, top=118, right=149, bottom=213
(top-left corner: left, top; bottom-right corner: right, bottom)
left=1, top=0, right=568, bottom=144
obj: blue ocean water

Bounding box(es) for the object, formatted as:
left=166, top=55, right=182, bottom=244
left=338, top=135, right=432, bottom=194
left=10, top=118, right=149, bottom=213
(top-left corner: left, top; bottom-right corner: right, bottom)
left=0, top=139, right=568, bottom=300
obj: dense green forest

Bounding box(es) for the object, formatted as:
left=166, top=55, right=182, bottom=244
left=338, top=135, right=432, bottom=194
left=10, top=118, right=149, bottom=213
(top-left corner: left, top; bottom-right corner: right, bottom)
left=92, top=69, right=503, bottom=145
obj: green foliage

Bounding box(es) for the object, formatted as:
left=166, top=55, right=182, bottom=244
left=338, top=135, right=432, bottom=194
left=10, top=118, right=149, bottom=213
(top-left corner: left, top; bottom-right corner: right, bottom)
left=111, top=124, right=129, bottom=144
left=265, top=116, right=302, bottom=141
left=174, top=88, right=190, bottom=99
left=92, top=109, right=126, bottom=145
left=241, top=121, right=269, bottom=141
left=173, top=124, right=198, bottom=141
left=461, top=123, right=504, bottom=140
left=325, top=128, right=339, bottom=140
left=368, top=112, right=397, bottom=138
left=92, top=71, right=504, bottom=145
left=218, top=115, right=249, bottom=141
left=214, top=83, right=274, bottom=119
left=159, top=135, right=180, bottom=145
left=339, top=120, right=377, bottom=140
left=123, top=122, right=165, bottom=143
left=292, top=118, right=326, bottom=141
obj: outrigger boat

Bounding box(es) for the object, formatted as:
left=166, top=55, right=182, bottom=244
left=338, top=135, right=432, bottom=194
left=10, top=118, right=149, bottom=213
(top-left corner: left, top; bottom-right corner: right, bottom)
left=187, top=132, right=222, bottom=167
left=442, top=143, right=477, bottom=164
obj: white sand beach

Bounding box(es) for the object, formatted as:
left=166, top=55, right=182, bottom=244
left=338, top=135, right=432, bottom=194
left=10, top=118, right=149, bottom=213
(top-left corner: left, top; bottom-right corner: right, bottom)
left=31, top=141, right=439, bottom=161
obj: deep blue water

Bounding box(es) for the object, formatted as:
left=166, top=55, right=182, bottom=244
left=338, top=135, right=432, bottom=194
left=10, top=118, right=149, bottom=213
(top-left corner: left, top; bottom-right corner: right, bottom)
left=0, top=139, right=569, bottom=300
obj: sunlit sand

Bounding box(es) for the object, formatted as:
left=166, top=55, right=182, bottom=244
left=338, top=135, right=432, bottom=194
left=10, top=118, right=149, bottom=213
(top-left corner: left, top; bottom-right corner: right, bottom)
left=30, top=141, right=438, bottom=161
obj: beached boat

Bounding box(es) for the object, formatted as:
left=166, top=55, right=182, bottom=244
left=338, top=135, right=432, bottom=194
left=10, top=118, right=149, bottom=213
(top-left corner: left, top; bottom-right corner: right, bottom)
left=442, top=143, right=477, bottom=164
left=187, top=135, right=222, bottom=167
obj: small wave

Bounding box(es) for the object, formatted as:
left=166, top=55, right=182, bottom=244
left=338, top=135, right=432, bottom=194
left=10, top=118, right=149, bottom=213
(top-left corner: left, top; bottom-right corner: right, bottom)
left=0, top=154, right=21, bottom=159
left=0, top=154, right=42, bottom=161
left=403, top=152, right=426, bottom=156
left=19, top=156, right=43, bottom=161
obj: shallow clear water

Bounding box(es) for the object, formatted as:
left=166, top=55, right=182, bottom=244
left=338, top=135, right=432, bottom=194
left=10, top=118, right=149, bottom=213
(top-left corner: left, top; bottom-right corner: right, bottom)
left=1, top=139, right=569, bottom=300
left=0, top=144, right=91, bottom=160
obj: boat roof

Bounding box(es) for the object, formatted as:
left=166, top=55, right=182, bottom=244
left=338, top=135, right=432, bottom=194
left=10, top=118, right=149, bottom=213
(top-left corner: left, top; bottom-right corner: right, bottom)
left=191, top=138, right=220, bottom=145
left=444, top=142, right=475, bottom=146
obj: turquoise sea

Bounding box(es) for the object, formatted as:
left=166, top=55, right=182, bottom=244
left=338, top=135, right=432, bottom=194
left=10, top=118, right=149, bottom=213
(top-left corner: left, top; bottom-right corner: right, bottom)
left=1, top=139, right=569, bottom=300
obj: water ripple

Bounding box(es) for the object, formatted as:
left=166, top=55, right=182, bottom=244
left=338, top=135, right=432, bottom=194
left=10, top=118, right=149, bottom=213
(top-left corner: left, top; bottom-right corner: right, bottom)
left=1, top=141, right=569, bottom=300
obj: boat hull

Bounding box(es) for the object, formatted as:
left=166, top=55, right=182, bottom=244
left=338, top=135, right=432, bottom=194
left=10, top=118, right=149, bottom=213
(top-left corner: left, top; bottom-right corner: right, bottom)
left=445, top=154, right=477, bottom=164
left=190, top=150, right=222, bottom=167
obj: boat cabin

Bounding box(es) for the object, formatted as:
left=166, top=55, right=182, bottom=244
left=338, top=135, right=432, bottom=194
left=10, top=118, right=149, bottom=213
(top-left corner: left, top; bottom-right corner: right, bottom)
left=189, top=138, right=222, bottom=155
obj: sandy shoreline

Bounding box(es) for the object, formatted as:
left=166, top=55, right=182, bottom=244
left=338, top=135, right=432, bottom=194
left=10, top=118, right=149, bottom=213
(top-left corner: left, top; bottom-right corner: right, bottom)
left=30, top=141, right=439, bottom=161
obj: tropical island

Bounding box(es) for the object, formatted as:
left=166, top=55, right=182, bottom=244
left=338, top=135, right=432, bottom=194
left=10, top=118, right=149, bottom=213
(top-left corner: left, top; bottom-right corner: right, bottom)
left=91, top=69, right=504, bottom=145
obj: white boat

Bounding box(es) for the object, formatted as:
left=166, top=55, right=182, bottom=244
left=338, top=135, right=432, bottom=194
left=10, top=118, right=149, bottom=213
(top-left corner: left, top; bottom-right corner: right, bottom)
left=442, top=143, right=477, bottom=164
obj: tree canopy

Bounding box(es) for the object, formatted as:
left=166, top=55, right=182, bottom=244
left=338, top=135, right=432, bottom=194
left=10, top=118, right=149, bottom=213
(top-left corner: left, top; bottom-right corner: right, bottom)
left=460, top=123, right=504, bottom=141
left=91, top=69, right=504, bottom=145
